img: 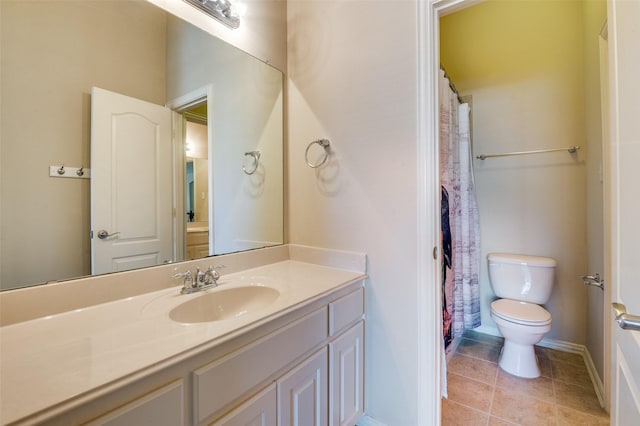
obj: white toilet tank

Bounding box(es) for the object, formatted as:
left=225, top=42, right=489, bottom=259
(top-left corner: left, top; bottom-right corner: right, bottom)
left=488, top=253, right=556, bottom=304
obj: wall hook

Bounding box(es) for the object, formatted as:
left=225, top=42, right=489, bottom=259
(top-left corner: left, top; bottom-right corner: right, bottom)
left=49, top=165, right=91, bottom=179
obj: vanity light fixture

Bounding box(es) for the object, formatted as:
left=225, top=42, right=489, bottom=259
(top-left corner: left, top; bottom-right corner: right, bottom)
left=184, top=0, right=241, bottom=29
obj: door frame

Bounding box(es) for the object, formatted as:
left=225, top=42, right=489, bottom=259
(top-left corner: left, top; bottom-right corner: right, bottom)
left=598, top=20, right=612, bottom=413
left=166, top=84, right=215, bottom=259
left=417, top=0, right=481, bottom=423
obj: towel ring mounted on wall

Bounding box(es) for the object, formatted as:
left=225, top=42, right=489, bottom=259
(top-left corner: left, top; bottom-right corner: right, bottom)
left=305, top=139, right=331, bottom=168
left=243, top=151, right=261, bottom=175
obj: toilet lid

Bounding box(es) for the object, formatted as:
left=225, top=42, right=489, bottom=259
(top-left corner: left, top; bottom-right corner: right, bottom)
left=491, top=299, right=551, bottom=325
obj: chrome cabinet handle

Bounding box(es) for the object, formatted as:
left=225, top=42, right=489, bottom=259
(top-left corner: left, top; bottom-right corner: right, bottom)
left=96, top=229, right=120, bottom=239
left=612, top=303, right=640, bottom=331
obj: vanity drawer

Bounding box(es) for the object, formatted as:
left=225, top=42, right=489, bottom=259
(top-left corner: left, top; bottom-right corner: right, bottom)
left=86, top=380, right=184, bottom=426
left=329, top=287, right=364, bottom=336
left=187, top=231, right=209, bottom=246
left=193, top=307, right=328, bottom=423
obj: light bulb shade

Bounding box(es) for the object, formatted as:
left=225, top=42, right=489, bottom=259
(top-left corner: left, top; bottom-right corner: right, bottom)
left=184, top=0, right=240, bottom=29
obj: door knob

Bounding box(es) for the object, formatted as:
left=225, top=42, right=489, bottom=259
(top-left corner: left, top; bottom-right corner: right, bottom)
left=612, top=303, right=640, bottom=331
left=96, top=230, right=120, bottom=240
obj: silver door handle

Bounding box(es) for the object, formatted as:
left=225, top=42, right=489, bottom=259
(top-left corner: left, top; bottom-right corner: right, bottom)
left=96, top=229, right=120, bottom=239
left=612, top=303, right=640, bottom=331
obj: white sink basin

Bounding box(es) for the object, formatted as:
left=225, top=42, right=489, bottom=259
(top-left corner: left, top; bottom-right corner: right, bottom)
left=169, top=286, right=280, bottom=324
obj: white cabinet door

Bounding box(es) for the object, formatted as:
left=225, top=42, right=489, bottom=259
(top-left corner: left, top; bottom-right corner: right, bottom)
left=212, top=384, right=276, bottom=426
left=277, top=348, right=328, bottom=426
left=329, top=322, right=364, bottom=426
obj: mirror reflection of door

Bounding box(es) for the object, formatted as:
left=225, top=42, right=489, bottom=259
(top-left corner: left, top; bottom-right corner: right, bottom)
left=183, top=103, right=210, bottom=260
left=90, top=87, right=174, bottom=274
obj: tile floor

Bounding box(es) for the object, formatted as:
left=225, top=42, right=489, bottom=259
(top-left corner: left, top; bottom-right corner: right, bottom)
left=442, top=330, right=609, bottom=425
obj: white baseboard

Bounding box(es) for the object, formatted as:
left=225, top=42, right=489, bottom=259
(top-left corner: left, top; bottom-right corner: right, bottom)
left=471, top=328, right=606, bottom=407
left=583, top=347, right=606, bottom=408
left=357, top=415, right=387, bottom=426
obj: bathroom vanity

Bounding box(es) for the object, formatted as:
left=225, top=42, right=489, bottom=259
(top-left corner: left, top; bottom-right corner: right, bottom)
left=0, top=246, right=366, bottom=426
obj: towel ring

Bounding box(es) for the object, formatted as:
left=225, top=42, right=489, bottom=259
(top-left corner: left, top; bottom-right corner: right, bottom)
left=305, top=139, right=330, bottom=168
left=243, top=151, right=261, bottom=175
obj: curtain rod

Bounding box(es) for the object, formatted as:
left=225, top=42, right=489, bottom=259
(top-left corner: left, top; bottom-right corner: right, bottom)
left=476, top=146, right=580, bottom=160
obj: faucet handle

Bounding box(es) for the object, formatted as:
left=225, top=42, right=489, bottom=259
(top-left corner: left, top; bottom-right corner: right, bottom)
left=172, top=270, right=192, bottom=280
left=205, top=265, right=221, bottom=281
left=173, top=270, right=196, bottom=292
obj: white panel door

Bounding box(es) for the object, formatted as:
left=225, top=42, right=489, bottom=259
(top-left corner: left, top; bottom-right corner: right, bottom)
left=608, top=0, right=640, bottom=423
left=277, top=348, right=328, bottom=426
left=329, top=322, right=363, bottom=426
left=91, top=87, right=173, bottom=274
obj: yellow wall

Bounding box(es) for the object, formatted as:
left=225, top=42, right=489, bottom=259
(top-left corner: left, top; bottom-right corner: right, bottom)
left=441, top=0, right=584, bottom=92
left=440, top=0, right=605, bottom=348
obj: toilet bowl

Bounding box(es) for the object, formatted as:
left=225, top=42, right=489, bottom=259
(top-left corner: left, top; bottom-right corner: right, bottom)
left=490, top=299, right=551, bottom=378
left=487, top=253, right=556, bottom=378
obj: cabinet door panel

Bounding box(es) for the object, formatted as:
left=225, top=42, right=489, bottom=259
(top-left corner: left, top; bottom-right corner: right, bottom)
left=194, top=308, right=328, bottom=423
left=211, top=384, right=276, bottom=426
left=330, top=322, right=364, bottom=426
left=277, top=348, right=328, bottom=426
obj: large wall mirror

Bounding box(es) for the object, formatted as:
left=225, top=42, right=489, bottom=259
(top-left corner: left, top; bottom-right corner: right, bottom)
left=0, top=0, right=284, bottom=291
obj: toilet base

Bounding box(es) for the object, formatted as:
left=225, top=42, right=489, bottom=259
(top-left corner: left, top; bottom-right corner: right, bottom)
left=498, top=340, right=540, bottom=378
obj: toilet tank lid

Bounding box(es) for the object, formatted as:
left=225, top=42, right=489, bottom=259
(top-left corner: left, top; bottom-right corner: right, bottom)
left=487, top=253, right=557, bottom=267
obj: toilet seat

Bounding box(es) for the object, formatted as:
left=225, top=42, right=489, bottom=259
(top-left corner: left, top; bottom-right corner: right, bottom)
left=491, top=299, right=551, bottom=326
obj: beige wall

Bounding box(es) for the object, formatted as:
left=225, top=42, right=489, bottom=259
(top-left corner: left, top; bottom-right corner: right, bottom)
left=149, top=0, right=287, bottom=72
left=287, top=1, right=422, bottom=423
left=0, top=0, right=167, bottom=290
left=166, top=16, right=284, bottom=254
left=441, top=0, right=605, bottom=347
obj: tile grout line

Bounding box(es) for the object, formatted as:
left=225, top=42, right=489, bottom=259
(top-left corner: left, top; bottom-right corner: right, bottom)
left=455, top=332, right=609, bottom=425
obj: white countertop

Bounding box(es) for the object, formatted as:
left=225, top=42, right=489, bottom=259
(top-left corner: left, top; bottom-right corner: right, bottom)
left=0, top=260, right=365, bottom=425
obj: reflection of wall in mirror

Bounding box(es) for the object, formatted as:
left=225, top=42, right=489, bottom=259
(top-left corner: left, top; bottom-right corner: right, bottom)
left=167, top=17, right=284, bottom=255
left=0, top=1, right=167, bottom=290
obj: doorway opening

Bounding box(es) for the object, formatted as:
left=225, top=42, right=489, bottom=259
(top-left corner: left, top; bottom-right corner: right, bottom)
left=436, top=0, right=608, bottom=421
left=183, top=102, right=211, bottom=260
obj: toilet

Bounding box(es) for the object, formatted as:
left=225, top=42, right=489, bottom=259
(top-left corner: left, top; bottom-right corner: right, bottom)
left=488, top=252, right=556, bottom=378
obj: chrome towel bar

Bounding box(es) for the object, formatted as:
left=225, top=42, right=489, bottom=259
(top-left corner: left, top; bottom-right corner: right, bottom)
left=476, top=145, right=580, bottom=161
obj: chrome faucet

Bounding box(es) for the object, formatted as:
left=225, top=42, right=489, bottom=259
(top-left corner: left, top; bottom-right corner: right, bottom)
left=172, top=270, right=193, bottom=291
left=173, top=265, right=224, bottom=294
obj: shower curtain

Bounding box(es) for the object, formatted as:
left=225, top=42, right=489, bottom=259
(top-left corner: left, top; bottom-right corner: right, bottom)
left=439, top=69, right=481, bottom=350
